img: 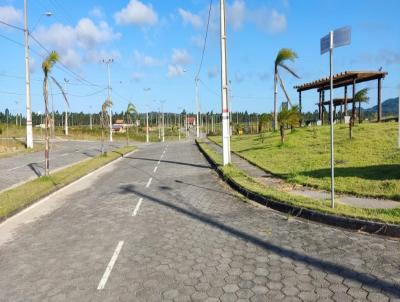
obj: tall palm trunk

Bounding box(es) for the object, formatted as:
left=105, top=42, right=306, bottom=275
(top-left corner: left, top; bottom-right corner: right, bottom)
left=101, top=111, right=105, bottom=155
left=273, top=67, right=278, bottom=132
left=43, top=74, right=50, bottom=176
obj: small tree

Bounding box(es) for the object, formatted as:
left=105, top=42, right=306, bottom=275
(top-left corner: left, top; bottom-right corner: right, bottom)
left=273, top=48, right=300, bottom=131
left=349, top=88, right=369, bottom=139
left=278, top=105, right=300, bottom=144
left=101, top=98, right=113, bottom=155
left=42, top=51, right=59, bottom=176
left=125, top=102, right=137, bottom=146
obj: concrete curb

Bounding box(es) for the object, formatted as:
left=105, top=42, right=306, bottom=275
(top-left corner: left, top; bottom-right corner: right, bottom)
left=196, top=140, right=400, bottom=238
left=0, top=149, right=137, bottom=225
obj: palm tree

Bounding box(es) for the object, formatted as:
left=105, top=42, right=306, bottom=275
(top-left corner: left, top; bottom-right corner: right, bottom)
left=354, top=88, right=369, bottom=124
left=349, top=88, right=369, bottom=139
left=274, top=48, right=300, bottom=131
left=101, top=98, right=113, bottom=155
left=278, top=105, right=300, bottom=144
left=125, top=102, right=137, bottom=146
left=42, top=51, right=59, bottom=176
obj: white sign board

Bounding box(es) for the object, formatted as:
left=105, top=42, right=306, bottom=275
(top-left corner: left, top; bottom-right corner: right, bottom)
left=320, top=26, right=351, bottom=54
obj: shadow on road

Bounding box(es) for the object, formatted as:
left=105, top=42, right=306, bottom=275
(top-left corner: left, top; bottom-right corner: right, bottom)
left=125, top=156, right=210, bottom=169
left=27, top=163, right=42, bottom=177
left=118, top=183, right=400, bottom=298
left=174, top=179, right=238, bottom=198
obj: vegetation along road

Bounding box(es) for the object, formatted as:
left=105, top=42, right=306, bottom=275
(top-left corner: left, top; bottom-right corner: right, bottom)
left=0, top=140, right=399, bottom=301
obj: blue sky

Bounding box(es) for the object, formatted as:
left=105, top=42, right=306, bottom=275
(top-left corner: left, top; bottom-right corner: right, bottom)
left=0, top=0, right=399, bottom=115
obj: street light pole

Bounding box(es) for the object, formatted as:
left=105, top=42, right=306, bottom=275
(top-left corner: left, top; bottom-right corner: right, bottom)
left=144, top=88, right=151, bottom=143
left=195, top=77, right=200, bottom=138
left=64, top=78, right=69, bottom=136
left=24, top=0, right=33, bottom=149
left=103, top=59, right=114, bottom=142
left=161, top=101, right=165, bottom=142
left=220, top=0, right=231, bottom=165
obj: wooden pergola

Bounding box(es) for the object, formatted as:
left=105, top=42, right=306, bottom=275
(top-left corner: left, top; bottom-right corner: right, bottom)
left=294, top=71, right=387, bottom=124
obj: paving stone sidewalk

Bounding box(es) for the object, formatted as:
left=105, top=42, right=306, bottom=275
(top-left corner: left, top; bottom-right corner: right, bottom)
left=204, top=139, right=400, bottom=209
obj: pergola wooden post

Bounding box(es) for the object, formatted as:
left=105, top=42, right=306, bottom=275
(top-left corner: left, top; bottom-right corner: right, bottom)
left=319, top=90, right=322, bottom=122
left=322, top=91, right=325, bottom=124
left=299, top=91, right=302, bottom=113
left=378, top=77, right=382, bottom=122
left=351, top=79, right=356, bottom=126
left=344, top=85, right=348, bottom=119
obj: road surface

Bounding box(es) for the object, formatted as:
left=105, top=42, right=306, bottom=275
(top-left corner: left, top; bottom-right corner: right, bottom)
left=0, top=140, right=399, bottom=301
left=0, top=140, right=123, bottom=192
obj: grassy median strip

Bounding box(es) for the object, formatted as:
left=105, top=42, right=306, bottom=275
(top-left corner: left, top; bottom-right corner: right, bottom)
left=198, top=140, right=400, bottom=225
left=0, top=146, right=135, bottom=221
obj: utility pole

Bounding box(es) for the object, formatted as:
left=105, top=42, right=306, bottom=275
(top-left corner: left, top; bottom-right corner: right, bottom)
left=220, top=0, right=231, bottom=165
left=161, top=101, right=165, bottom=142
left=24, top=0, right=33, bottom=148
left=64, top=78, right=69, bottom=135
left=195, top=77, right=200, bottom=138
left=89, top=105, right=93, bottom=130
left=144, top=88, right=151, bottom=143
left=103, top=59, right=114, bottom=142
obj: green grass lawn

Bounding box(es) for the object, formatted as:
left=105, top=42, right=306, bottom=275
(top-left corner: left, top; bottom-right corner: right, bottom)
left=0, top=145, right=135, bottom=220
left=209, top=122, right=400, bottom=200
left=197, top=140, right=400, bottom=224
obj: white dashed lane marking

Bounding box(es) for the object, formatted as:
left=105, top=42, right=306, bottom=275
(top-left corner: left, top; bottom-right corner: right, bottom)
left=145, top=177, right=153, bottom=188
left=132, top=198, right=143, bottom=216
left=97, top=241, right=124, bottom=290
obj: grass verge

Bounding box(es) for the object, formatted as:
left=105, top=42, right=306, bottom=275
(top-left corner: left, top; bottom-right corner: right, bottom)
left=197, top=140, right=400, bottom=225
left=209, top=122, right=400, bottom=200
left=0, top=145, right=135, bottom=221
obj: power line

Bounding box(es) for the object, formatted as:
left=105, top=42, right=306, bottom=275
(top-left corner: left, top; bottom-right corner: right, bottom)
left=29, top=33, right=102, bottom=88
left=0, top=33, right=25, bottom=48
left=0, top=20, right=24, bottom=31
left=195, top=0, right=213, bottom=80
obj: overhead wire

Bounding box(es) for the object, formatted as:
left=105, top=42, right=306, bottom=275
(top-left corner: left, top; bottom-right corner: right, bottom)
left=195, top=0, right=213, bottom=80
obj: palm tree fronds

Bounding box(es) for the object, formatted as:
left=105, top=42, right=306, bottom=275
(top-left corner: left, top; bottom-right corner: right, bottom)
left=42, top=51, right=59, bottom=74
left=275, top=48, right=298, bottom=66
left=277, top=73, right=293, bottom=107
left=354, top=88, right=369, bottom=103
left=279, top=63, right=300, bottom=79
left=50, top=76, right=69, bottom=108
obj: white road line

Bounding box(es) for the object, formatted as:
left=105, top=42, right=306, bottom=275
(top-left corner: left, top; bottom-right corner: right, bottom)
left=97, top=241, right=124, bottom=290
left=153, top=166, right=158, bottom=173
left=157, top=160, right=161, bottom=165
left=146, top=177, right=153, bottom=188
left=7, top=164, right=27, bottom=172
left=132, top=198, right=143, bottom=216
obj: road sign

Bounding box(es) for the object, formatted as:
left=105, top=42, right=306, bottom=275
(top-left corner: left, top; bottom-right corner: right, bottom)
left=320, top=26, right=351, bottom=209
left=320, top=26, right=351, bottom=54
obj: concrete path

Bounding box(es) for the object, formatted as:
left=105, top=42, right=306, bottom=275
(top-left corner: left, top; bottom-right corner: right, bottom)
left=0, top=140, right=399, bottom=301
left=0, top=140, right=124, bottom=192
left=205, top=140, right=400, bottom=209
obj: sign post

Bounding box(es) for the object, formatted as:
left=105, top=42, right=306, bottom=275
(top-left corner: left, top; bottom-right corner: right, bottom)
left=320, top=26, right=351, bottom=208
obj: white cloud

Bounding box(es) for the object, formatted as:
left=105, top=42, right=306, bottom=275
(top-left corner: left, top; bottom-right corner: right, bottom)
left=114, top=0, right=158, bottom=26
left=132, top=72, right=143, bottom=82
left=85, top=49, right=121, bottom=63
left=178, top=8, right=203, bottom=29
left=208, top=67, right=218, bottom=79
left=235, top=72, right=244, bottom=83
left=191, top=35, right=203, bottom=48
left=0, top=5, right=22, bottom=26
left=133, top=50, right=162, bottom=67
left=89, top=7, right=104, bottom=19
left=34, top=18, right=120, bottom=68
left=252, top=8, right=287, bottom=34
left=227, top=0, right=246, bottom=30
left=171, top=49, right=191, bottom=65
left=167, top=65, right=185, bottom=77
left=76, top=18, right=120, bottom=49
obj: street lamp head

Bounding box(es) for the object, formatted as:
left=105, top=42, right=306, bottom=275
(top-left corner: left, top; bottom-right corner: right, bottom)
left=44, top=11, right=53, bottom=17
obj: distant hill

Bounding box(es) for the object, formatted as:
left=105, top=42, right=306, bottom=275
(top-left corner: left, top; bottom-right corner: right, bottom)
left=364, top=97, right=399, bottom=116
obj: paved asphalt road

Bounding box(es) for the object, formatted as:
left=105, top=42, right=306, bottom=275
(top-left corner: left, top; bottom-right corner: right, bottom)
left=0, top=140, right=399, bottom=301
left=0, top=140, right=123, bottom=192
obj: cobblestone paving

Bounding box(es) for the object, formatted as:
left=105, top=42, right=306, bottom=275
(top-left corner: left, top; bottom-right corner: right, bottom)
left=0, top=140, right=399, bottom=301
